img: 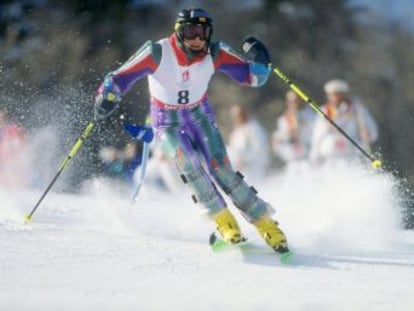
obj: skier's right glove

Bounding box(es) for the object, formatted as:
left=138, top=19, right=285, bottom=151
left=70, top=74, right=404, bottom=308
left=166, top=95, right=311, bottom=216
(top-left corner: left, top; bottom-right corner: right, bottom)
left=94, top=78, right=121, bottom=120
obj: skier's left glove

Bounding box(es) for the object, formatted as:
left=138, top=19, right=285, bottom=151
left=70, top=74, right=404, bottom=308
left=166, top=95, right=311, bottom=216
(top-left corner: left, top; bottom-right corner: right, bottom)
left=94, top=78, right=121, bottom=120
left=241, top=36, right=271, bottom=65
left=124, top=124, right=154, bottom=143
left=241, top=37, right=272, bottom=87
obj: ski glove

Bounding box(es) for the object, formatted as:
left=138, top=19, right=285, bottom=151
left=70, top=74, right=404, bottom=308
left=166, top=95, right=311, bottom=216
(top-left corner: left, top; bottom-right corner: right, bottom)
left=241, top=36, right=271, bottom=65
left=124, top=124, right=154, bottom=143
left=94, top=78, right=121, bottom=120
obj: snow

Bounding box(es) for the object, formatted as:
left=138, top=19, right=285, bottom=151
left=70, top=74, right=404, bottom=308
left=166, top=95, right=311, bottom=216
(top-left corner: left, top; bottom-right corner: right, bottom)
left=1, top=163, right=414, bottom=311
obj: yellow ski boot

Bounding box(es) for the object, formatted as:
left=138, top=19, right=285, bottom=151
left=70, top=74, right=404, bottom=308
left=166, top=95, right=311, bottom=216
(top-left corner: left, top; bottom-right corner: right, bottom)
left=254, top=216, right=290, bottom=254
left=213, top=208, right=243, bottom=244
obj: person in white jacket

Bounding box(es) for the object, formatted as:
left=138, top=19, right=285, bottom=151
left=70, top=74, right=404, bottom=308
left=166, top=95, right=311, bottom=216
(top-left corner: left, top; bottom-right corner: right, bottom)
left=310, top=79, right=378, bottom=164
left=272, top=90, right=315, bottom=163
left=227, top=104, right=269, bottom=181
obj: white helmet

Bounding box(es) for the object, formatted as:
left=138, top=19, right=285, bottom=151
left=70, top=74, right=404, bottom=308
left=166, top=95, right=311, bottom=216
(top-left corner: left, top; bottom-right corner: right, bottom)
left=324, top=79, right=350, bottom=94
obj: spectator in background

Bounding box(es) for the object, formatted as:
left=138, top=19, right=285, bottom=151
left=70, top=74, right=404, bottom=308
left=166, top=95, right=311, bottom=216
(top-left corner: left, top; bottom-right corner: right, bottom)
left=123, top=143, right=141, bottom=184
left=0, top=109, right=28, bottom=188
left=272, top=90, right=315, bottom=164
left=227, top=104, right=269, bottom=181
left=310, top=79, right=378, bottom=164
left=142, top=141, right=182, bottom=193
left=99, top=143, right=141, bottom=184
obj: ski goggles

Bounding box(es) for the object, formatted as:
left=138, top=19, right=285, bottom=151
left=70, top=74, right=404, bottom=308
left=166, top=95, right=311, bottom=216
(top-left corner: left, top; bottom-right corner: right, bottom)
left=180, top=24, right=211, bottom=41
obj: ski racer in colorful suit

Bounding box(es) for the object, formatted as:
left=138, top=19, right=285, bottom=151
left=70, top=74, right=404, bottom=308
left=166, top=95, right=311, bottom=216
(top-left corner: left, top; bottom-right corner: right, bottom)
left=95, top=8, right=290, bottom=254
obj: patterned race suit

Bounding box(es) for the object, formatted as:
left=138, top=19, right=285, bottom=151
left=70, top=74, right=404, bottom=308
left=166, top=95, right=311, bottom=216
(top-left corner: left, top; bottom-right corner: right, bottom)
left=98, top=34, right=273, bottom=222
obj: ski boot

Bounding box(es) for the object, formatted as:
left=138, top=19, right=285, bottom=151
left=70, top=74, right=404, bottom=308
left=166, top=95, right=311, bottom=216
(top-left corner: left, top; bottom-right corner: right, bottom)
left=254, top=216, right=290, bottom=254
left=212, top=208, right=243, bottom=244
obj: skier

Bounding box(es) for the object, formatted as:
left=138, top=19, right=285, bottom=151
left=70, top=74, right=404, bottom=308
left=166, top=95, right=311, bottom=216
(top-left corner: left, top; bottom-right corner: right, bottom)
left=94, top=8, right=290, bottom=254
left=310, top=79, right=378, bottom=164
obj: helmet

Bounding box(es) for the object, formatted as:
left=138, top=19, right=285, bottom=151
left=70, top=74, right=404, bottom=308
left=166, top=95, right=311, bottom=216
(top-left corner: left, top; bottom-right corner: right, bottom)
left=175, top=8, right=213, bottom=27
left=174, top=8, right=213, bottom=55
left=324, top=79, right=350, bottom=94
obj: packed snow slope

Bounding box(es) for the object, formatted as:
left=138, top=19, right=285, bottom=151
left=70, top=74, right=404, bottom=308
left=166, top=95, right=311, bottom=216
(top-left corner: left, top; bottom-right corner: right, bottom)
left=1, top=163, right=414, bottom=311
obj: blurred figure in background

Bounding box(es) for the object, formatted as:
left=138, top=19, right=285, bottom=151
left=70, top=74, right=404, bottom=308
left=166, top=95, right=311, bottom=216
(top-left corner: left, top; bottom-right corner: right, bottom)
left=99, top=146, right=124, bottom=180
left=0, top=109, right=29, bottom=188
left=310, top=79, right=378, bottom=164
left=142, top=141, right=182, bottom=192
left=227, top=104, right=269, bottom=181
left=123, top=143, right=141, bottom=184
left=99, top=143, right=141, bottom=184
left=272, top=90, right=315, bottom=164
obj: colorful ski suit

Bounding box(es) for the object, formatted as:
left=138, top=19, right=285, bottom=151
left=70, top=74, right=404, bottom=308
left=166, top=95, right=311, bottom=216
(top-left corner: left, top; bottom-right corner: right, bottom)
left=98, top=34, right=272, bottom=221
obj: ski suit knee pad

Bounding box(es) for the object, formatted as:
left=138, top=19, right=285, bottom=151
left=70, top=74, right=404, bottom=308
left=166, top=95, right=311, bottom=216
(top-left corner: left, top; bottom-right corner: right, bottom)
left=211, top=161, right=272, bottom=222
left=181, top=166, right=226, bottom=216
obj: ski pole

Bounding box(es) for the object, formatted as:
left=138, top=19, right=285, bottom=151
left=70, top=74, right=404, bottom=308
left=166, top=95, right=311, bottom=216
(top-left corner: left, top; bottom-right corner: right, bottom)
left=24, top=120, right=96, bottom=222
left=272, top=66, right=382, bottom=169
left=130, top=140, right=150, bottom=203
left=125, top=117, right=153, bottom=203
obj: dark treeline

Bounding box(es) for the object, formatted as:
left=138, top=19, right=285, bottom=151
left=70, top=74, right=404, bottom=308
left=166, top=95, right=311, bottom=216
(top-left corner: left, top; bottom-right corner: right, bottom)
left=1, top=0, right=414, bottom=224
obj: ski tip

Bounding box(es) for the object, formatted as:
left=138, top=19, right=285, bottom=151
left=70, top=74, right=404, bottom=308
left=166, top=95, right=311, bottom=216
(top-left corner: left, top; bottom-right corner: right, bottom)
left=23, top=214, right=32, bottom=223
left=209, top=232, right=231, bottom=252
left=209, top=232, right=225, bottom=252
left=279, top=251, right=294, bottom=264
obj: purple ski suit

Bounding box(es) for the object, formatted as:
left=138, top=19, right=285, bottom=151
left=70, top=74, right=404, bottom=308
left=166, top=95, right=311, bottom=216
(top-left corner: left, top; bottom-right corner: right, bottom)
left=98, top=34, right=273, bottom=221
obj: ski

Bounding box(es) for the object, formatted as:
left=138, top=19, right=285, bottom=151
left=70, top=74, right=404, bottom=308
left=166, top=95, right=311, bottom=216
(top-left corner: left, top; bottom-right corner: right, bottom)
left=279, top=249, right=294, bottom=264
left=209, top=232, right=294, bottom=264
left=209, top=232, right=251, bottom=252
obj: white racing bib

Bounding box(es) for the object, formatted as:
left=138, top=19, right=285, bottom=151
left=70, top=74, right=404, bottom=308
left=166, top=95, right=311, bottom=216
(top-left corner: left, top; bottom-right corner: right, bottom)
left=148, top=39, right=214, bottom=106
